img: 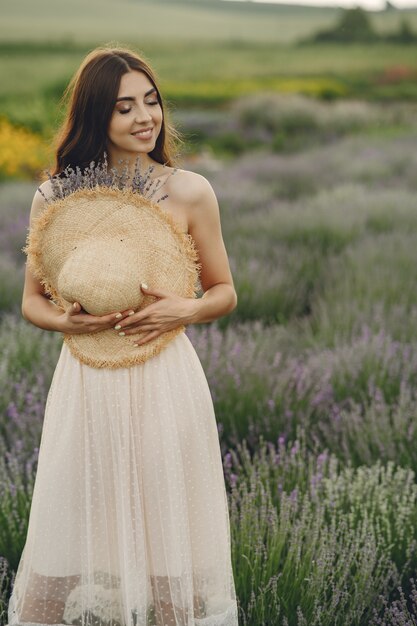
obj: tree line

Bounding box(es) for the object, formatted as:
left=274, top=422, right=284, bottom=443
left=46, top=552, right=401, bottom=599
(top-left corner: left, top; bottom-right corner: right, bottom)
left=304, top=7, right=417, bottom=44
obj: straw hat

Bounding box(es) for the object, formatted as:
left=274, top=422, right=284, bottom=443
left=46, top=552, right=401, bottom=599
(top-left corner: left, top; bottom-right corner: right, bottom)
left=23, top=162, right=201, bottom=369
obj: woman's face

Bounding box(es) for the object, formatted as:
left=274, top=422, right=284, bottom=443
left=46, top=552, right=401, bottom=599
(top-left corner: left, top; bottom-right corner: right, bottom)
left=107, top=70, right=163, bottom=162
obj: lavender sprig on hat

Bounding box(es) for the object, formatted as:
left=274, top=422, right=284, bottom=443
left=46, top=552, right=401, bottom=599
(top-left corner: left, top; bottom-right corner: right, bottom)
left=37, top=152, right=177, bottom=205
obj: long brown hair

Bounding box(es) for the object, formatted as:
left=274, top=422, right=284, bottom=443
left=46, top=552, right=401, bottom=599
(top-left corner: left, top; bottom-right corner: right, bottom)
left=51, top=45, right=182, bottom=175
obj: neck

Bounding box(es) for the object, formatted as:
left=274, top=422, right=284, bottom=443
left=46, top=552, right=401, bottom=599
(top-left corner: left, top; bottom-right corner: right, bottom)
left=106, top=151, right=158, bottom=182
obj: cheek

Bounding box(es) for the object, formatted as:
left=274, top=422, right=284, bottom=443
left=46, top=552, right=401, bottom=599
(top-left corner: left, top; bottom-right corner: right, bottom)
left=153, top=106, right=163, bottom=127
left=108, top=114, right=129, bottom=138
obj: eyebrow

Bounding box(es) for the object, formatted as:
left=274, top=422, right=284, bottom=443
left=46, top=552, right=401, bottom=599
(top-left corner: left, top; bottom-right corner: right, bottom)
left=116, top=88, right=157, bottom=102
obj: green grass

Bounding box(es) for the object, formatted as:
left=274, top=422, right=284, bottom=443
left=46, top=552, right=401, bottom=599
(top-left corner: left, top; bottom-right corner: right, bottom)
left=0, top=0, right=331, bottom=45
left=2, top=41, right=417, bottom=100
left=0, top=0, right=338, bottom=45
left=2, top=0, right=417, bottom=45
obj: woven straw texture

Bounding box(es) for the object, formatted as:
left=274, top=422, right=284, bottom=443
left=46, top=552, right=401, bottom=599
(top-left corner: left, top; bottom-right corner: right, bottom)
left=23, top=187, right=201, bottom=369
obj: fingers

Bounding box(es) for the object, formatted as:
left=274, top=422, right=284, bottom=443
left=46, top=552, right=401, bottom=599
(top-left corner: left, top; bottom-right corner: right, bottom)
left=140, top=283, right=169, bottom=299
left=109, top=307, right=135, bottom=322
left=119, top=324, right=157, bottom=336
left=117, top=305, right=155, bottom=329
left=132, top=329, right=161, bottom=346
left=69, top=284, right=168, bottom=327
left=69, top=302, right=81, bottom=316
left=94, top=308, right=135, bottom=329
left=68, top=303, right=135, bottom=329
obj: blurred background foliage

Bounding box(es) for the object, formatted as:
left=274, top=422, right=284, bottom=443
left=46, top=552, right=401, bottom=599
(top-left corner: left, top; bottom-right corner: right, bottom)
left=1, top=0, right=417, bottom=165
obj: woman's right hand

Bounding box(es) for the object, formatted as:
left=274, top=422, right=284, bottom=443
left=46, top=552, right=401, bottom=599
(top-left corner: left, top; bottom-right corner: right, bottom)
left=56, top=301, right=135, bottom=335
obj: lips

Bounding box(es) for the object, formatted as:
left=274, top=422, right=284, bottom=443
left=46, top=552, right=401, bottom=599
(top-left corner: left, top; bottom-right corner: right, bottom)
left=131, top=128, right=153, bottom=136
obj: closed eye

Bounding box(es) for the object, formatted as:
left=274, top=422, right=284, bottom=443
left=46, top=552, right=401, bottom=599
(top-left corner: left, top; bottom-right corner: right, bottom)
left=118, top=102, right=159, bottom=114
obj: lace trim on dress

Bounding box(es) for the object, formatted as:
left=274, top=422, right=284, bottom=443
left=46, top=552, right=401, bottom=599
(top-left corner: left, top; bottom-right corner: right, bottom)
left=7, top=578, right=239, bottom=626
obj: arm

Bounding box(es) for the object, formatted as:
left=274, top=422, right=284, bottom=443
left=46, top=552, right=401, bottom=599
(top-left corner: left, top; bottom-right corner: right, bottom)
left=21, top=182, right=66, bottom=332
left=185, top=173, right=237, bottom=324
left=22, top=182, right=154, bottom=335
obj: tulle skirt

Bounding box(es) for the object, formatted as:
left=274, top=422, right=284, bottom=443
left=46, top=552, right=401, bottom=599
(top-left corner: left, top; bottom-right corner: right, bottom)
left=7, top=331, right=238, bottom=626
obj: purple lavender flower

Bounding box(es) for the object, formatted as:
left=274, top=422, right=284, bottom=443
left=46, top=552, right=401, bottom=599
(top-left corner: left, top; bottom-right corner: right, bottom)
left=229, top=473, right=238, bottom=488
left=38, top=152, right=178, bottom=205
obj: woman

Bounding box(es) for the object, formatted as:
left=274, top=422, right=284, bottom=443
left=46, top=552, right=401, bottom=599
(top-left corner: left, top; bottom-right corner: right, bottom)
left=8, top=46, right=239, bottom=626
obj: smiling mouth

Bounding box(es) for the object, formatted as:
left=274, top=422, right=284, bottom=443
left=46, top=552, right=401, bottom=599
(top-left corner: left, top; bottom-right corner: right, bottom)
left=131, top=128, right=153, bottom=138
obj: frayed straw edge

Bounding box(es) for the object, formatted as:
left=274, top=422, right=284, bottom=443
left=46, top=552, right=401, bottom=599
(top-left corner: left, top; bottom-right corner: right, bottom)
left=22, top=237, right=65, bottom=308
left=63, top=325, right=185, bottom=369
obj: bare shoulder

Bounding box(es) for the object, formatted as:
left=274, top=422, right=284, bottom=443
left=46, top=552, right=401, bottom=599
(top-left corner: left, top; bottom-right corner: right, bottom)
left=30, top=179, right=54, bottom=221
left=168, top=168, right=217, bottom=209
left=165, top=168, right=221, bottom=236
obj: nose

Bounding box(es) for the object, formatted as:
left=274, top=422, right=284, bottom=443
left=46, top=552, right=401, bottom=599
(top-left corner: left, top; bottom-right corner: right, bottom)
left=134, top=106, right=153, bottom=124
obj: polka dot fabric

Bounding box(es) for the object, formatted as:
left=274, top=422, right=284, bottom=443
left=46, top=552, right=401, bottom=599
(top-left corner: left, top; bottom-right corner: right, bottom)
left=7, top=331, right=238, bottom=626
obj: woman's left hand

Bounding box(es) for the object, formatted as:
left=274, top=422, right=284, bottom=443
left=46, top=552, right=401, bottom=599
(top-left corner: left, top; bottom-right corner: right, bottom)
left=114, top=283, right=198, bottom=346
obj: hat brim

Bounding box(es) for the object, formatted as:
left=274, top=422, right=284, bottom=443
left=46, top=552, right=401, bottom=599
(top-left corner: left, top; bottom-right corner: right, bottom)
left=64, top=324, right=186, bottom=369
left=23, top=186, right=202, bottom=369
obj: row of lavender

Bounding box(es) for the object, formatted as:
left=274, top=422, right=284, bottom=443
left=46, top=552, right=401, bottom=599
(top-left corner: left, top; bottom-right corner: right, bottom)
left=3, top=312, right=417, bottom=480
left=1, top=96, right=417, bottom=624
left=2, top=317, right=417, bottom=623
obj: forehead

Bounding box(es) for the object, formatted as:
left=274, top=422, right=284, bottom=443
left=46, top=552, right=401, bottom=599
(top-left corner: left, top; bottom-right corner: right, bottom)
left=117, top=70, right=154, bottom=96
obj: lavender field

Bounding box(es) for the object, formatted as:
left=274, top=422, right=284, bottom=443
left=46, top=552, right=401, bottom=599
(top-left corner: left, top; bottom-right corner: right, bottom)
left=2, top=93, right=417, bottom=625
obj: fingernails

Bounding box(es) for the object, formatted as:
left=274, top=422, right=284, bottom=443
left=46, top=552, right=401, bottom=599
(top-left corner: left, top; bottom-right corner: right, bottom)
left=128, top=310, right=135, bottom=316
left=73, top=302, right=77, bottom=309
left=114, top=324, right=122, bottom=330
left=118, top=331, right=125, bottom=337
left=115, top=313, right=122, bottom=319
left=141, top=282, right=148, bottom=290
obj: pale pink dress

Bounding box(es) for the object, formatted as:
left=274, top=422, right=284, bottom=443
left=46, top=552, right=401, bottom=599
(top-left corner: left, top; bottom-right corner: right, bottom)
left=7, top=330, right=238, bottom=626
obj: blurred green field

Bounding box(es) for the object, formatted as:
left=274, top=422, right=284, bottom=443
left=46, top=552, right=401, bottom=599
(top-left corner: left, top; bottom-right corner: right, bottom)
left=2, top=0, right=417, bottom=44
left=1, top=38, right=417, bottom=136
left=0, top=0, right=333, bottom=44
left=2, top=40, right=417, bottom=99
left=1, top=0, right=417, bottom=134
